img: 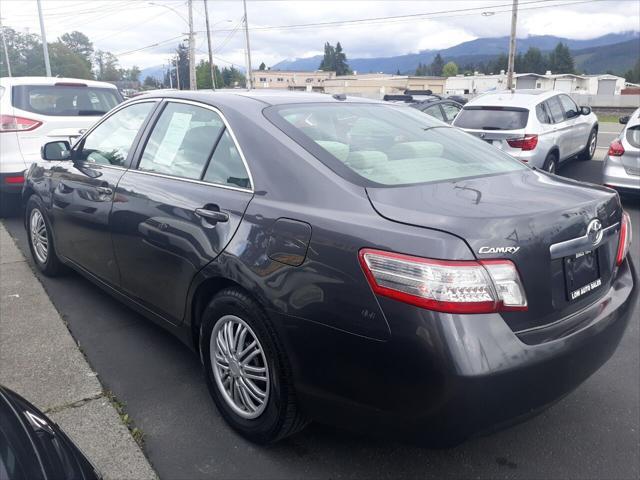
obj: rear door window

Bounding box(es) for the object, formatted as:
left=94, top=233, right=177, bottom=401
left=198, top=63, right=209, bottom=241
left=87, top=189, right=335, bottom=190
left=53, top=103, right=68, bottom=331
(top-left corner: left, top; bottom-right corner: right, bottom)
left=536, top=103, right=551, bottom=124
left=454, top=106, right=528, bottom=130
left=421, top=104, right=445, bottom=122
left=12, top=85, right=122, bottom=116
left=441, top=102, right=461, bottom=123
left=546, top=96, right=565, bottom=123
left=202, top=129, right=250, bottom=189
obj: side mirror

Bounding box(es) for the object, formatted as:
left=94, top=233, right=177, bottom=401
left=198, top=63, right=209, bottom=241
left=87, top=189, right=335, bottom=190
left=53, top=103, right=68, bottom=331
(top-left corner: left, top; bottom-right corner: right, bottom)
left=580, top=106, right=591, bottom=116
left=619, top=115, right=630, bottom=125
left=41, top=141, right=71, bottom=161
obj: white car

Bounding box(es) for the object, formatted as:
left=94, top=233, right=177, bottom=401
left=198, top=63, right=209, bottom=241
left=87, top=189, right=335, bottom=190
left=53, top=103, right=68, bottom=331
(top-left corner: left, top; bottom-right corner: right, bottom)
left=0, top=77, right=123, bottom=214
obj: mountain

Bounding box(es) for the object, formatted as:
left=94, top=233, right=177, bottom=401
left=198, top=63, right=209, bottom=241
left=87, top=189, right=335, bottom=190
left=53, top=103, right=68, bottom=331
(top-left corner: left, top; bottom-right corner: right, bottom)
left=573, top=39, right=640, bottom=74
left=271, top=32, right=640, bottom=74
left=140, top=65, right=166, bottom=82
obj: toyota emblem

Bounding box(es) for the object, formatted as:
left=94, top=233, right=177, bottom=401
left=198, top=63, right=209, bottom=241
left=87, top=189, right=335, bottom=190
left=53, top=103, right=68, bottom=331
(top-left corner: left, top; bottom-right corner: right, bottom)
left=586, top=219, right=603, bottom=246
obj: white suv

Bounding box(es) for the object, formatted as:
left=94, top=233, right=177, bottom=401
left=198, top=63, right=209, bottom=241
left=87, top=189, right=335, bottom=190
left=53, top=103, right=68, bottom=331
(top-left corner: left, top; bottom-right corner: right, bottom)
left=0, top=77, right=122, bottom=214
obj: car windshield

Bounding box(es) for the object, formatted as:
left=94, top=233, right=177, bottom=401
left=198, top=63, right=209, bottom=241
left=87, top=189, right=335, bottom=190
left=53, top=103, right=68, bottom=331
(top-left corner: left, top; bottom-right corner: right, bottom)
left=268, top=103, right=526, bottom=187
left=12, top=85, right=121, bottom=116
left=454, top=106, right=529, bottom=130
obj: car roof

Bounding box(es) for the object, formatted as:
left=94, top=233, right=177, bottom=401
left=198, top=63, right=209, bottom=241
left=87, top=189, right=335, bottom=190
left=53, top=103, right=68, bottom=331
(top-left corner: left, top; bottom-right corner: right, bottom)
left=134, top=89, right=384, bottom=106
left=466, top=89, right=559, bottom=108
left=0, top=76, right=119, bottom=89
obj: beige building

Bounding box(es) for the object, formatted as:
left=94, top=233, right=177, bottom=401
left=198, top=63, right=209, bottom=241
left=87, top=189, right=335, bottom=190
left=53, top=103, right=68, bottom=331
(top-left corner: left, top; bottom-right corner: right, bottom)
left=251, top=70, right=336, bottom=91
left=322, top=74, right=446, bottom=99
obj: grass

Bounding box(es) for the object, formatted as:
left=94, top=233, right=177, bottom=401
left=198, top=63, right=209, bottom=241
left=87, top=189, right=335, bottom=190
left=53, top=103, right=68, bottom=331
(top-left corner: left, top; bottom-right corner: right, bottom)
left=597, top=114, right=621, bottom=123
left=105, top=391, right=145, bottom=447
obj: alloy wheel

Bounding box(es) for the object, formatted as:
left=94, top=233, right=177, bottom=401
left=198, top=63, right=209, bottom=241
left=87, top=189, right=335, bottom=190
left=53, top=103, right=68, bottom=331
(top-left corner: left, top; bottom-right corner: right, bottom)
left=547, top=160, right=556, bottom=173
left=210, top=315, right=270, bottom=419
left=30, top=209, right=48, bottom=264
left=589, top=132, right=597, bottom=157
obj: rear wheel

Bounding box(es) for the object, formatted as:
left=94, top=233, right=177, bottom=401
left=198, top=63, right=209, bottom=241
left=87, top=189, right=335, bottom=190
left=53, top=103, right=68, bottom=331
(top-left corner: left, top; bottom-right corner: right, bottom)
left=579, top=128, right=597, bottom=161
left=200, top=288, right=307, bottom=443
left=26, top=196, right=64, bottom=276
left=543, top=152, right=558, bottom=174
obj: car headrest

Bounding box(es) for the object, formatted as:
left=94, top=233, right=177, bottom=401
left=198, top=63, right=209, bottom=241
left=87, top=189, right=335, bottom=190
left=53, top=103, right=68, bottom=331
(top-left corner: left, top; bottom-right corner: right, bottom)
left=316, top=141, right=350, bottom=162
left=387, top=141, right=444, bottom=160
left=346, top=151, right=388, bottom=169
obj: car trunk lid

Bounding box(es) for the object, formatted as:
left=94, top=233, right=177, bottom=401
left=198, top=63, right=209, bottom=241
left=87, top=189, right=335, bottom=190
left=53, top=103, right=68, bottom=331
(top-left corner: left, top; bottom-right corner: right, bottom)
left=366, top=169, right=622, bottom=332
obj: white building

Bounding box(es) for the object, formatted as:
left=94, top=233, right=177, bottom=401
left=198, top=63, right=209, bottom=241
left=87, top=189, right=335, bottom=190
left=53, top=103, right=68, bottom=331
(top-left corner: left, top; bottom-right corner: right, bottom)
left=445, top=71, right=626, bottom=96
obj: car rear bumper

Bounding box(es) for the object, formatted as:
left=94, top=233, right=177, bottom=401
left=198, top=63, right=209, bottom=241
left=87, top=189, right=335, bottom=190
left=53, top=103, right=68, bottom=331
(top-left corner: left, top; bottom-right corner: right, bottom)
left=603, top=159, right=640, bottom=191
left=0, top=171, right=26, bottom=194
left=275, top=257, right=636, bottom=443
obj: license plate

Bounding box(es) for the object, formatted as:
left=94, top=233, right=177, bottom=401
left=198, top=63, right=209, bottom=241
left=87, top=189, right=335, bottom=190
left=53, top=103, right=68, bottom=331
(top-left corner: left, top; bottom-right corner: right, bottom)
left=564, top=249, right=601, bottom=301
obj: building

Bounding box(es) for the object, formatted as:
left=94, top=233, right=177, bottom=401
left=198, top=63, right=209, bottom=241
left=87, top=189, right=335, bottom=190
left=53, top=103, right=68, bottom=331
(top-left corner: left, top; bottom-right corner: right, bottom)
left=251, top=70, right=336, bottom=91
left=322, top=74, right=447, bottom=99
left=445, top=71, right=626, bottom=96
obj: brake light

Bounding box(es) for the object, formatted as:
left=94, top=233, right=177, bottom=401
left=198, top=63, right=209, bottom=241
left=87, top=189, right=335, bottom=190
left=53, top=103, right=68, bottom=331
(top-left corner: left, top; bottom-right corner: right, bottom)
left=0, top=115, right=42, bottom=132
left=507, top=134, right=538, bottom=151
left=359, top=249, right=527, bottom=314
left=608, top=139, right=625, bottom=157
left=616, top=211, right=632, bottom=266
left=4, top=175, right=24, bottom=184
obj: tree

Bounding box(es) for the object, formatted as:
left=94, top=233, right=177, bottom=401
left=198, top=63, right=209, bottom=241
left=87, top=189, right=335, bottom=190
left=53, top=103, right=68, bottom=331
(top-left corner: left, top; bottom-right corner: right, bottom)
left=548, top=42, right=574, bottom=74
left=430, top=53, right=444, bottom=77
left=94, top=50, right=120, bottom=81
left=396, top=68, right=401, bottom=75
left=623, top=58, right=640, bottom=84
left=442, top=61, right=458, bottom=77
left=143, top=76, right=160, bottom=89
left=319, top=42, right=336, bottom=71
left=415, top=62, right=430, bottom=76
left=220, top=66, right=246, bottom=87
left=49, top=41, right=93, bottom=78
left=59, top=31, right=93, bottom=74
left=0, top=26, right=46, bottom=76
left=486, top=53, right=508, bottom=74
left=521, top=47, right=547, bottom=74
left=258, top=62, right=266, bottom=70
left=334, top=42, right=351, bottom=76
left=196, top=59, right=224, bottom=89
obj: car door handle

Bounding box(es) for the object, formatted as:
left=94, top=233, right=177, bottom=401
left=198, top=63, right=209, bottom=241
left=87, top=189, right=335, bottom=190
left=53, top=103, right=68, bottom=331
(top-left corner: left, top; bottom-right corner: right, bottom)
left=195, top=207, right=229, bottom=223
left=96, top=186, right=113, bottom=195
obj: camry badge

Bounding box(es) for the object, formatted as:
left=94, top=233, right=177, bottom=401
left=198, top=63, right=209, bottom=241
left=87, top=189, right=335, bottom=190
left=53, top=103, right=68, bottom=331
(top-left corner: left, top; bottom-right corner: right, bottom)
left=586, top=219, right=603, bottom=246
left=478, top=246, right=520, bottom=254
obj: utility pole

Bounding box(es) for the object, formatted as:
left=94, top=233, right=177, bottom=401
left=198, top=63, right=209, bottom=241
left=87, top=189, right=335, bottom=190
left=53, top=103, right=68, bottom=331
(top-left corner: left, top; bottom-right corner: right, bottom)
left=167, top=59, right=173, bottom=88
left=36, top=0, right=52, bottom=76
left=176, top=57, right=181, bottom=90
left=188, top=0, right=196, bottom=90
left=203, top=0, right=216, bottom=90
left=242, top=0, right=253, bottom=89
left=0, top=17, right=12, bottom=77
left=506, top=0, right=518, bottom=91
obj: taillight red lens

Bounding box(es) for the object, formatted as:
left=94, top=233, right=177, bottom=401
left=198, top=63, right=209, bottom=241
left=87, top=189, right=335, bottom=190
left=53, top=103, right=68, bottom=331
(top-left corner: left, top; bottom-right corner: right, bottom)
left=608, top=139, right=625, bottom=157
left=0, top=115, right=42, bottom=132
left=616, top=211, right=632, bottom=266
left=507, top=134, right=538, bottom=151
left=4, top=175, right=25, bottom=184
left=358, top=248, right=527, bottom=314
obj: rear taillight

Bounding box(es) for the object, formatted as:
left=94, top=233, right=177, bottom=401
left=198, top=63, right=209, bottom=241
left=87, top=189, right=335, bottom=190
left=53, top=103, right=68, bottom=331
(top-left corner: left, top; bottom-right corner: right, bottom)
left=359, top=248, right=527, bottom=314
left=616, top=211, right=632, bottom=266
left=507, top=134, right=538, bottom=151
left=0, top=115, right=42, bottom=132
left=4, top=175, right=24, bottom=184
left=608, top=139, right=625, bottom=157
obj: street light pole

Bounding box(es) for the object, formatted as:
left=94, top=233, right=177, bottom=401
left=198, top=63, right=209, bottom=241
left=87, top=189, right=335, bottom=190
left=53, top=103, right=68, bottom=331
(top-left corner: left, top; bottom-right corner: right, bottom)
left=188, top=0, right=196, bottom=90
left=506, top=0, right=518, bottom=91
left=242, top=0, right=253, bottom=90
left=203, top=0, right=216, bottom=90
left=36, top=0, right=52, bottom=76
left=0, top=17, right=12, bottom=77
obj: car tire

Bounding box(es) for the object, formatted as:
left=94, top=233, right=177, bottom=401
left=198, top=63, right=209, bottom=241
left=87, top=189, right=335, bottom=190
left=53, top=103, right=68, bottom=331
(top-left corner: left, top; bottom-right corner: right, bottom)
left=200, top=287, right=307, bottom=444
left=579, top=128, right=597, bottom=161
left=26, top=195, right=64, bottom=276
left=543, top=152, right=558, bottom=174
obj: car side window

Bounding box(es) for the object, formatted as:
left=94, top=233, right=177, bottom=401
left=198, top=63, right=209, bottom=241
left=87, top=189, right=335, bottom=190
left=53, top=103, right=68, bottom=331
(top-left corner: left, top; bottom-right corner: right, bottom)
left=138, top=102, right=225, bottom=180
left=536, top=103, right=551, bottom=124
left=422, top=105, right=445, bottom=122
left=441, top=103, right=461, bottom=123
left=76, top=102, right=155, bottom=166
left=559, top=95, right=579, bottom=119
left=546, top=97, right=565, bottom=124
left=202, top=129, right=250, bottom=189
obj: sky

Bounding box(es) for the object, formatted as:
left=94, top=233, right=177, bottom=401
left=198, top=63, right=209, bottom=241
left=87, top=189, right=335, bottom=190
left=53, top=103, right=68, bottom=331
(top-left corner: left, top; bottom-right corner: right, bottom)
left=1, top=0, right=639, bottom=71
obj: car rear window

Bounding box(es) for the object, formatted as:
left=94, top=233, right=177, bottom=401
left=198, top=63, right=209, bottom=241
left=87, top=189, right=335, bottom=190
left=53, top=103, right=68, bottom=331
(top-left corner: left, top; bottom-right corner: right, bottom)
left=454, top=106, right=529, bottom=130
left=12, top=84, right=121, bottom=116
left=266, top=103, right=526, bottom=187
left=627, top=125, right=640, bottom=149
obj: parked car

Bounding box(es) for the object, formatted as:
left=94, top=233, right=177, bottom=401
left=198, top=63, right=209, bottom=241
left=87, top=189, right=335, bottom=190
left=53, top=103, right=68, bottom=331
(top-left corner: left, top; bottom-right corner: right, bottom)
left=26, top=91, right=635, bottom=445
left=0, top=77, right=123, bottom=215
left=0, top=384, right=101, bottom=479
left=603, top=108, right=640, bottom=194
left=383, top=93, right=462, bottom=124
left=453, top=90, right=598, bottom=173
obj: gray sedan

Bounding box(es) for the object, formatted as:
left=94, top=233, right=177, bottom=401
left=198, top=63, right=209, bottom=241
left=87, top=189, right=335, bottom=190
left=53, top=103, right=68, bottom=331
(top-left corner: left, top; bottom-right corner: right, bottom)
left=603, top=108, right=640, bottom=193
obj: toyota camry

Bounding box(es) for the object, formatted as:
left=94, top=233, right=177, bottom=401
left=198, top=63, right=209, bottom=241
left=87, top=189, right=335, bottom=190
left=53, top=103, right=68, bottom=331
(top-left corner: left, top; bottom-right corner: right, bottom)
left=24, top=91, right=636, bottom=445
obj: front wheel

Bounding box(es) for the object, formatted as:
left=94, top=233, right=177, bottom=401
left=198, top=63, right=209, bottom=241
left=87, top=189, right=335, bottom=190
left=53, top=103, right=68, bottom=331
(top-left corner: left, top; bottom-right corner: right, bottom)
left=200, top=288, right=307, bottom=443
left=579, top=128, right=597, bottom=161
left=26, top=196, right=64, bottom=276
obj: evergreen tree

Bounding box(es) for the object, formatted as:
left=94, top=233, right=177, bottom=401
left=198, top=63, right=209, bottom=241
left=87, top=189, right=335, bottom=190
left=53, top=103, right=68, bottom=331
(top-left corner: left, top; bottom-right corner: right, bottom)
left=442, top=61, right=458, bottom=77
left=93, top=50, right=120, bottom=81
left=258, top=62, right=266, bottom=70
left=396, top=68, right=401, bottom=75
left=334, top=42, right=351, bottom=75
left=522, top=47, right=547, bottom=74
left=430, top=53, right=444, bottom=76
left=623, top=58, right=640, bottom=84
left=319, top=42, right=336, bottom=71
left=548, top=42, right=575, bottom=74
left=196, top=59, right=224, bottom=89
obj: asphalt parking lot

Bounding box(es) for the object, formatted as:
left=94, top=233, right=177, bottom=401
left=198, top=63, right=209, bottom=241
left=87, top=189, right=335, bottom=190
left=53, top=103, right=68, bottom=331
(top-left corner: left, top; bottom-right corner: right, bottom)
left=2, top=131, right=639, bottom=479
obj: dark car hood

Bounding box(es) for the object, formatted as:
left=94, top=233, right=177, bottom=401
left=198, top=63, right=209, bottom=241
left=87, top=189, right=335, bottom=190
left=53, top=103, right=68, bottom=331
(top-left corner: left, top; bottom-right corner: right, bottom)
left=366, top=169, right=622, bottom=331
